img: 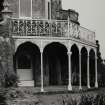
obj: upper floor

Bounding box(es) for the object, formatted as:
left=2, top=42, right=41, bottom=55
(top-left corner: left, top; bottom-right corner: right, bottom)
left=0, top=0, right=96, bottom=45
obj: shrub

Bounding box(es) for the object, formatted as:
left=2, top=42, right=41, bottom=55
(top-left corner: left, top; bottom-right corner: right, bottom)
left=93, top=94, right=105, bottom=105
left=0, top=88, right=7, bottom=105
left=4, top=72, right=18, bottom=87
left=79, top=94, right=94, bottom=105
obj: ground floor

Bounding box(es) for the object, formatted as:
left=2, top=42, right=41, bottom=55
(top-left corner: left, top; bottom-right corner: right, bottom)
left=13, top=37, right=98, bottom=92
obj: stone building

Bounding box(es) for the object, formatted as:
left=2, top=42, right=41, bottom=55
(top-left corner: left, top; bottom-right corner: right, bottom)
left=0, top=0, right=98, bottom=92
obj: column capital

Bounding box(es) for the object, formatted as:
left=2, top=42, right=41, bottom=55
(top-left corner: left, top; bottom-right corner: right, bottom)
left=40, top=47, right=44, bottom=53
left=67, top=51, right=72, bottom=55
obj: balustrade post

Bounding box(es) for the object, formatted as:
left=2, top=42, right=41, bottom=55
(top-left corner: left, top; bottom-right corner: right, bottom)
left=68, top=16, right=70, bottom=38
left=31, top=20, right=32, bottom=34
left=17, top=20, right=20, bottom=34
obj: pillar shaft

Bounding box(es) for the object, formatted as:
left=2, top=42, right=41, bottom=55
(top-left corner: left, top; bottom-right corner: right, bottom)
left=41, top=51, right=44, bottom=92
left=68, top=51, right=72, bottom=90
left=79, top=53, right=82, bottom=89
left=87, top=55, right=90, bottom=88
left=95, top=56, right=98, bottom=88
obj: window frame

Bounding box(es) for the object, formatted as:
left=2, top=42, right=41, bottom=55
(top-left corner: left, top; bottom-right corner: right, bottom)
left=19, top=0, right=32, bottom=19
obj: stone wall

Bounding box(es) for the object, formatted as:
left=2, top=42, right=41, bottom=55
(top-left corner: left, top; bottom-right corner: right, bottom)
left=8, top=0, right=19, bottom=18
left=0, top=19, right=16, bottom=86
left=51, top=0, right=79, bottom=24
left=51, top=0, right=62, bottom=19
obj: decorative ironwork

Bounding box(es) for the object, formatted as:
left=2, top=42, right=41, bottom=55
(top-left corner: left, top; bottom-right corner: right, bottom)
left=10, top=18, right=95, bottom=43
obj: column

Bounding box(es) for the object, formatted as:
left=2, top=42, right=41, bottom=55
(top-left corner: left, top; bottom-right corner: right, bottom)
left=87, top=54, right=90, bottom=88
left=95, top=55, right=98, bottom=88
left=79, top=53, right=82, bottom=90
left=41, top=50, right=44, bottom=92
left=67, top=51, right=72, bottom=91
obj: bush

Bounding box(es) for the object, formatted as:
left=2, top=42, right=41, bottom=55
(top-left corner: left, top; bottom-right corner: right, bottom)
left=79, top=94, right=94, bottom=105
left=4, top=72, right=18, bottom=87
left=93, top=94, right=105, bottom=105
left=0, top=88, right=7, bottom=105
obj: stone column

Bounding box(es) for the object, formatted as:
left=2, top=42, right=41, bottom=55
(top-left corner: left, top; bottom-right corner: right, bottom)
left=95, top=55, right=98, bottom=88
left=79, top=53, right=82, bottom=90
left=87, top=54, right=90, bottom=88
left=40, top=50, right=44, bottom=92
left=67, top=51, right=72, bottom=91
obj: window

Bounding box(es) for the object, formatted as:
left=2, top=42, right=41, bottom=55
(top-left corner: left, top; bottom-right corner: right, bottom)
left=19, top=0, right=32, bottom=18
left=48, top=2, right=50, bottom=19
left=48, top=1, right=51, bottom=19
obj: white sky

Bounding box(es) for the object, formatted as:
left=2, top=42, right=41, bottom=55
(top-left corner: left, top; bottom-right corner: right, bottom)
left=62, top=0, right=105, bottom=59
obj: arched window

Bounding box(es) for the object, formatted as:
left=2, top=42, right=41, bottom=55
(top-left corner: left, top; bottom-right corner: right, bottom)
left=19, top=0, right=32, bottom=18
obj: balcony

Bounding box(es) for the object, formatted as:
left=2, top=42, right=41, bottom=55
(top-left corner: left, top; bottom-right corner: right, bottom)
left=10, top=18, right=95, bottom=44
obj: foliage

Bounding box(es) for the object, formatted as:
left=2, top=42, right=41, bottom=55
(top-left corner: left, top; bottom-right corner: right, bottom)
left=93, top=94, right=105, bottom=105
left=0, top=88, right=7, bottom=105
left=4, top=72, right=18, bottom=87
left=79, top=94, right=94, bottom=105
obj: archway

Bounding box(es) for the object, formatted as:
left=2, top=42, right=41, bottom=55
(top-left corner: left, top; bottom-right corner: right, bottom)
left=81, top=47, right=88, bottom=86
left=89, top=49, right=95, bottom=87
left=14, top=42, right=41, bottom=86
left=71, top=44, right=79, bottom=85
left=43, top=42, right=68, bottom=86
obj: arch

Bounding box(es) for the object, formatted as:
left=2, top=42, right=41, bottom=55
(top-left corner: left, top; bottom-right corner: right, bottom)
left=14, top=42, right=41, bottom=86
left=89, top=49, right=95, bottom=87
left=71, top=44, right=79, bottom=85
left=81, top=47, right=88, bottom=86
left=70, top=43, right=79, bottom=51
left=16, top=41, right=40, bottom=53
left=15, top=40, right=41, bottom=53
left=43, top=42, right=68, bottom=86
left=43, top=41, right=68, bottom=52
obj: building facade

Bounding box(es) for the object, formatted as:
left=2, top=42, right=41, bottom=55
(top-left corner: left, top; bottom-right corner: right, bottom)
left=0, top=0, right=98, bottom=92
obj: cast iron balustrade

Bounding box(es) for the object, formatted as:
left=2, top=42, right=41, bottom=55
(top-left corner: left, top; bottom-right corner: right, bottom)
left=10, top=18, right=95, bottom=43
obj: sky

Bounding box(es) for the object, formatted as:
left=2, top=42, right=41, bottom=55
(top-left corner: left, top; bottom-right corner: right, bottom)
left=62, top=0, right=105, bottom=59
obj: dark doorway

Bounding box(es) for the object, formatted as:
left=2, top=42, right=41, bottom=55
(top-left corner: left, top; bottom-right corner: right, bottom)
left=43, top=42, right=68, bottom=86
left=14, top=42, right=41, bottom=86
left=81, top=47, right=87, bottom=86
left=89, top=49, right=95, bottom=87
left=71, top=44, right=79, bottom=85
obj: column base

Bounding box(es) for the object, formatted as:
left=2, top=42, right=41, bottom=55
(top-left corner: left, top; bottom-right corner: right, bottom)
left=87, top=83, right=90, bottom=89
left=68, top=85, right=72, bottom=91
left=41, top=87, right=44, bottom=92
left=87, top=85, right=90, bottom=89
left=79, top=86, right=82, bottom=90
left=95, top=82, right=98, bottom=88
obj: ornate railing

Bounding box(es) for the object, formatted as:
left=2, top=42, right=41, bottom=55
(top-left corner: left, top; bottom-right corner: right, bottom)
left=10, top=18, right=95, bottom=43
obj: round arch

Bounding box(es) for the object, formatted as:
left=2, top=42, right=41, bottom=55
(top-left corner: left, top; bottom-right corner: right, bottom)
left=81, top=47, right=88, bottom=86
left=43, top=42, right=68, bottom=86
left=43, top=41, right=68, bottom=52
left=71, top=44, right=79, bottom=85
left=89, top=49, right=95, bottom=87
left=14, top=42, right=41, bottom=86
left=15, top=40, right=41, bottom=53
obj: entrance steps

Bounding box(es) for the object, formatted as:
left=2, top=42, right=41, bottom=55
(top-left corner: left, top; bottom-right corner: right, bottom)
left=18, top=81, right=34, bottom=87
